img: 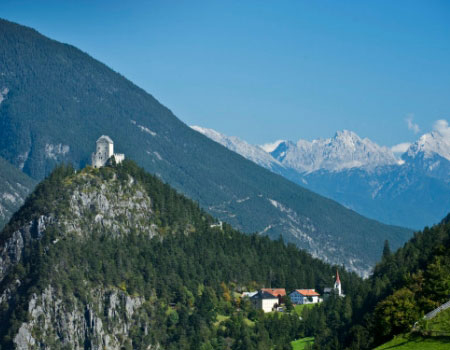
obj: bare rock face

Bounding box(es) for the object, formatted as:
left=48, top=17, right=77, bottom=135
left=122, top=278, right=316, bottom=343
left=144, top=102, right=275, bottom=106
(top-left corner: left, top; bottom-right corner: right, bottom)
left=1, top=167, right=165, bottom=349
left=66, top=172, right=157, bottom=238
left=13, top=286, right=152, bottom=350
left=0, top=215, right=50, bottom=283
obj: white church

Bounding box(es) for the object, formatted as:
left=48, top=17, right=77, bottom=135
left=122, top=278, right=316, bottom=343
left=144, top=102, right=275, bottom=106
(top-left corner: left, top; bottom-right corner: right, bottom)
left=91, top=135, right=125, bottom=168
left=323, top=269, right=344, bottom=299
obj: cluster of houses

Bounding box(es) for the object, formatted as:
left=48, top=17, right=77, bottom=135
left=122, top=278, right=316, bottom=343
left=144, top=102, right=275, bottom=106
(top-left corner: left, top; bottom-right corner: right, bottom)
left=245, top=270, right=344, bottom=313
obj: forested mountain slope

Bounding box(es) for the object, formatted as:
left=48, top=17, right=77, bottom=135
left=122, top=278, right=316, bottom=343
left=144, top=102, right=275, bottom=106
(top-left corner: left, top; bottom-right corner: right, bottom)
left=0, top=160, right=365, bottom=349
left=0, top=156, right=36, bottom=230
left=304, top=213, right=450, bottom=350
left=0, top=18, right=411, bottom=274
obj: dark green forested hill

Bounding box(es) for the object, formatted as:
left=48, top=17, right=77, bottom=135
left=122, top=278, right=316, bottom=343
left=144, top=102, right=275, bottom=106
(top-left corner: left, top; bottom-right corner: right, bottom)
left=0, top=18, right=412, bottom=274
left=303, top=214, right=450, bottom=350
left=0, top=160, right=365, bottom=349
left=0, top=156, right=36, bottom=230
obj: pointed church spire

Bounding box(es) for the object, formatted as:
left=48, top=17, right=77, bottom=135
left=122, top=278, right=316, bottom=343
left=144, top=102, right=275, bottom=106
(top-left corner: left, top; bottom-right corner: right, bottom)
left=334, top=269, right=342, bottom=296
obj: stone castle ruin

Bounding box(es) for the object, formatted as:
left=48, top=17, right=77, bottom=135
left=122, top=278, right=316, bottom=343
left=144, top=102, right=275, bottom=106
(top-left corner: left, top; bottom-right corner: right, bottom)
left=91, top=135, right=125, bottom=168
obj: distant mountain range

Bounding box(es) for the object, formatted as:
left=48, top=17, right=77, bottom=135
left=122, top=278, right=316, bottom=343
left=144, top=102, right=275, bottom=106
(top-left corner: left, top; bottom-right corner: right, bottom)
left=193, top=125, right=450, bottom=229
left=0, top=18, right=411, bottom=275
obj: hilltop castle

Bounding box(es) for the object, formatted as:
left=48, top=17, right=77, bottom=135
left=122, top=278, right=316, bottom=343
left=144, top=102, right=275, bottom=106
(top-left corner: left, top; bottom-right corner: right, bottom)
left=91, top=135, right=125, bottom=168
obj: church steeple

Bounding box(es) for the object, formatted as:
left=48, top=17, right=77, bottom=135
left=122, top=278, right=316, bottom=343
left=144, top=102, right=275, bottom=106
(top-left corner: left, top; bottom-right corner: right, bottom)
left=334, top=269, right=342, bottom=296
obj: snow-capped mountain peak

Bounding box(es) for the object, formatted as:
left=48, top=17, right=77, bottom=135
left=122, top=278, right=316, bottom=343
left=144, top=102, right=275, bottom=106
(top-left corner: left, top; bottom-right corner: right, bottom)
left=406, top=127, right=450, bottom=161
left=270, top=130, right=399, bottom=173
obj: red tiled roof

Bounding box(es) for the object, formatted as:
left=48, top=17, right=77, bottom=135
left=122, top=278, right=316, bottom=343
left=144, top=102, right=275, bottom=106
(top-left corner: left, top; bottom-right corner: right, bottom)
left=261, top=288, right=286, bottom=297
left=294, top=289, right=320, bottom=297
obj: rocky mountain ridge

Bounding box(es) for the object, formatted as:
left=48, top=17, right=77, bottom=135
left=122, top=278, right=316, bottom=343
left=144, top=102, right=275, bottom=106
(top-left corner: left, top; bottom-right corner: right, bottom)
left=269, top=130, right=400, bottom=173
left=194, top=125, right=450, bottom=229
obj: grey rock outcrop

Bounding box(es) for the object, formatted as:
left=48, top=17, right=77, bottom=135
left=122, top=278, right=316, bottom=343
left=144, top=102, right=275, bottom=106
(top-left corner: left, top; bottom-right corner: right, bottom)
left=13, top=286, right=151, bottom=350
left=0, top=215, right=50, bottom=283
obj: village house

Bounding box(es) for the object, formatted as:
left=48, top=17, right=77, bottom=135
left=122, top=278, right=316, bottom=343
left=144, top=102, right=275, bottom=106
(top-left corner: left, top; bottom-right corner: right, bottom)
left=288, top=289, right=321, bottom=305
left=260, top=288, right=286, bottom=304
left=91, top=135, right=125, bottom=168
left=250, top=290, right=279, bottom=313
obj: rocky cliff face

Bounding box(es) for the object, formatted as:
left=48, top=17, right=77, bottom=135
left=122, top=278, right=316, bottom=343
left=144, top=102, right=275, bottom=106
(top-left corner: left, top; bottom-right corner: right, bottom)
left=0, top=165, right=165, bottom=349
left=14, top=287, right=151, bottom=350
left=0, top=215, right=49, bottom=284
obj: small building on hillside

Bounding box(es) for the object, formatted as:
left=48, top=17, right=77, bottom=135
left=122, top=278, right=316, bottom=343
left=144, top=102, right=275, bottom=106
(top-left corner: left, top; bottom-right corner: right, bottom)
left=324, top=269, right=345, bottom=299
left=261, top=288, right=286, bottom=304
left=289, top=289, right=321, bottom=304
left=91, top=135, right=125, bottom=168
left=251, top=291, right=279, bottom=313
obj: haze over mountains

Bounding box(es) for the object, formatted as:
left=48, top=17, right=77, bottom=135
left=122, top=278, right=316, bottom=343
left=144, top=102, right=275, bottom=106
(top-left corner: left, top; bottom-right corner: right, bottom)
left=0, top=18, right=414, bottom=275
left=193, top=125, right=450, bottom=229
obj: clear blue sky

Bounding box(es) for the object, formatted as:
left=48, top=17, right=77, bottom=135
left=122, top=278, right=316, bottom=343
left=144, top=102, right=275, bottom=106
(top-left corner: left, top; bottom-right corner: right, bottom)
left=2, top=0, right=450, bottom=146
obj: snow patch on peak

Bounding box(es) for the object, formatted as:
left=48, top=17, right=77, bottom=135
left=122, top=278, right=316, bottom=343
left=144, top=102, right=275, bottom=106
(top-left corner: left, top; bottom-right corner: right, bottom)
left=406, top=120, right=450, bottom=161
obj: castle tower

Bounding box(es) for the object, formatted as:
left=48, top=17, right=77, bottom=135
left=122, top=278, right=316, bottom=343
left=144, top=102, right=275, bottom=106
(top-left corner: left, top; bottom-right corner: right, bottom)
left=91, top=135, right=124, bottom=168
left=334, top=269, right=342, bottom=296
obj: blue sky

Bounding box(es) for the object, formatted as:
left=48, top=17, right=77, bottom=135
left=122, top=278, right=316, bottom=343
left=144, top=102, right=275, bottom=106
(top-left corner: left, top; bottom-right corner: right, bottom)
left=2, top=0, right=450, bottom=146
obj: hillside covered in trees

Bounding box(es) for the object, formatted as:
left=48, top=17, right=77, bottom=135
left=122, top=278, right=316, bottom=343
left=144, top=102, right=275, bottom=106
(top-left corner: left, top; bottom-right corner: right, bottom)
left=0, top=160, right=366, bottom=350
left=303, top=213, right=450, bottom=349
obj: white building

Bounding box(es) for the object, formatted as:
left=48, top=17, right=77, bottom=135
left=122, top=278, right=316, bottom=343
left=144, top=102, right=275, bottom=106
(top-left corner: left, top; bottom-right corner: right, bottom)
left=250, top=291, right=279, bottom=313
left=289, top=289, right=321, bottom=305
left=324, top=269, right=345, bottom=299
left=91, top=135, right=125, bottom=168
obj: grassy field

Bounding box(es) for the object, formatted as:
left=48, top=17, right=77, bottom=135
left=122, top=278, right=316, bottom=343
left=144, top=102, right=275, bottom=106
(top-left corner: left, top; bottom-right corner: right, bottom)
left=294, top=303, right=317, bottom=316
left=375, top=334, right=450, bottom=350
left=291, top=337, right=314, bottom=350
left=214, top=314, right=254, bottom=327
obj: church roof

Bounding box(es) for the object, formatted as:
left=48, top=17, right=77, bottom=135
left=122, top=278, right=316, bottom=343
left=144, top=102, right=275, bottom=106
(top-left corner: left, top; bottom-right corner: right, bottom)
left=336, top=269, right=341, bottom=284
left=97, top=135, right=114, bottom=144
